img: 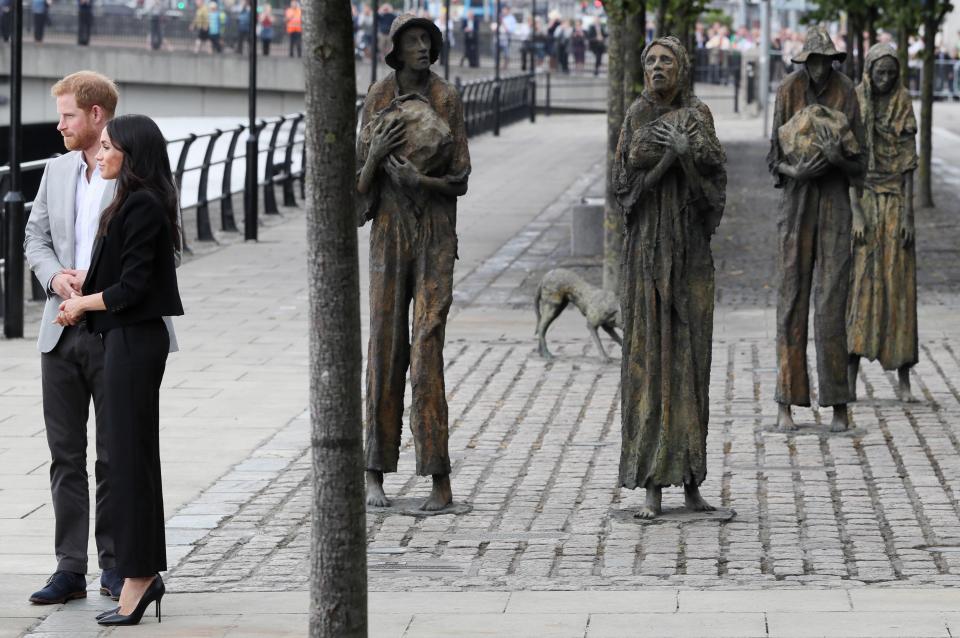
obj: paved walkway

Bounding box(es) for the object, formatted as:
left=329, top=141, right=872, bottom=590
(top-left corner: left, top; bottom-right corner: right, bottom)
left=6, top=104, right=960, bottom=637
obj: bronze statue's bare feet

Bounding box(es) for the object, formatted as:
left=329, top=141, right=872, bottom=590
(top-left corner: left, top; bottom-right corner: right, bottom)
left=898, top=367, right=918, bottom=403
left=777, top=403, right=797, bottom=432
left=365, top=470, right=390, bottom=508
left=684, top=483, right=716, bottom=512
left=847, top=357, right=860, bottom=400
left=420, top=474, right=453, bottom=511
left=634, top=486, right=662, bottom=520
left=829, top=405, right=849, bottom=433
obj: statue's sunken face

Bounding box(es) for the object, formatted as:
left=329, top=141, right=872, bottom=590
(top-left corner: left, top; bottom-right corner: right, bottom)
left=644, top=44, right=679, bottom=93
left=399, top=26, right=432, bottom=71
left=804, top=53, right=833, bottom=86
left=870, top=56, right=899, bottom=95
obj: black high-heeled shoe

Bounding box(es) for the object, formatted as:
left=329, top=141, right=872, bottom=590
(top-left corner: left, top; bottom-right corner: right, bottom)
left=95, top=606, right=119, bottom=621
left=96, top=575, right=165, bottom=626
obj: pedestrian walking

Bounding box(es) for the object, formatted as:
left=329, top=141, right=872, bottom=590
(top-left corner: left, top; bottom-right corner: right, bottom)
left=460, top=10, right=479, bottom=68
left=208, top=1, right=223, bottom=53
left=235, top=0, right=250, bottom=54
left=556, top=19, right=571, bottom=73
left=377, top=3, right=397, bottom=61
left=147, top=0, right=165, bottom=50
left=259, top=3, right=274, bottom=55
left=0, top=0, right=11, bottom=42
left=767, top=26, right=866, bottom=432
left=190, top=0, right=210, bottom=53
left=23, top=71, right=126, bottom=607
left=285, top=0, right=302, bottom=58
left=586, top=17, right=606, bottom=75
left=497, top=5, right=517, bottom=69
left=77, top=0, right=93, bottom=45
left=31, top=0, right=49, bottom=43
left=571, top=20, right=586, bottom=72
left=56, top=114, right=184, bottom=627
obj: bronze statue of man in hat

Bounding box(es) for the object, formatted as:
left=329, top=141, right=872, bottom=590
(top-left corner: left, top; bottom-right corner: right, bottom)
left=767, top=26, right=865, bottom=432
left=357, top=13, right=470, bottom=510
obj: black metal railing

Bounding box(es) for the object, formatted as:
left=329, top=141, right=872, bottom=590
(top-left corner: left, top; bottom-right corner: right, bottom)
left=0, top=113, right=306, bottom=320
left=457, top=73, right=536, bottom=136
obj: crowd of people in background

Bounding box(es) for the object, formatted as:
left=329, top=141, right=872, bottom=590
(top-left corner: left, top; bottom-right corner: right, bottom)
left=12, top=0, right=303, bottom=57
left=7, top=0, right=960, bottom=86
left=351, top=4, right=609, bottom=75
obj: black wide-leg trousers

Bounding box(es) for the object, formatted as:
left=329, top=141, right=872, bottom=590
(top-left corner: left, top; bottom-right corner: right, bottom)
left=102, top=319, right=169, bottom=577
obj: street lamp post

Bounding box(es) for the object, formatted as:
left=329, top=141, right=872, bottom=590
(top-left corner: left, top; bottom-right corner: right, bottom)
left=444, top=0, right=451, bottom=80
left=493, top=0, right=501, bottom=136
left=371, top=0, right=379, bottom=85
left=759, top=0, right=770, bottom=137
left=3, top=0, right=24, bottom=338
left=244, top=0, right=258, bottom=241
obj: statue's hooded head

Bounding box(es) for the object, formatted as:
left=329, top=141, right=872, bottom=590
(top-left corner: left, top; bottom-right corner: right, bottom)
left=641, top=36, right=692, bottom=106
left=385, top=13, right=443, bottom=71
left=863, top=43, right=899, bottom=96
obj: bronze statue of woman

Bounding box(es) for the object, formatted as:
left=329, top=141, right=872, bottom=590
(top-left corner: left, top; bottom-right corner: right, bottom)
left=847, top=43, right=919, bottom=402
left=613, top=36, right=727, bottom=519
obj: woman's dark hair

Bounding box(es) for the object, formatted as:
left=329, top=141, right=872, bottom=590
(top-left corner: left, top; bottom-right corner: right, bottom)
left=96, top=114, right=180, bottom=249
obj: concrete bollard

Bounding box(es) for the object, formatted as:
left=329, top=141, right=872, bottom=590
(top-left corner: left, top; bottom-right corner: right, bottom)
left=571, top=196, right=605, bottom=257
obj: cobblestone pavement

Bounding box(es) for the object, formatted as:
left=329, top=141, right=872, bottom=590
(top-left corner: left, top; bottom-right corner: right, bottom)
left=165, top=332, right=960, bottom=593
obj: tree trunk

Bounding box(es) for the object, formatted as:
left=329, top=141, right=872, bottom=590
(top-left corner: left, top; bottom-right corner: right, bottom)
left=866, top=6, right=877, bottom=51
left=603, top=9, right=625, bottom=292
left=623, top=3, right=646, bottom=103
left=303, top=0, right=368, bottom=634
left=919, top=1, right=936, bottom=208
left=843, top=15, right=855, bottom=79
left=655, top=0, right=668, bottom=38
left=603, top=1, right=645, bottom=292
left=898, top=10, right=911, bottom=89
left=854, top=22, right=864, bottom=79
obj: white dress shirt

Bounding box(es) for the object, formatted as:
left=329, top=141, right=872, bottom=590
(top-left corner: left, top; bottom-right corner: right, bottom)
left=74, top=155, right=108, bottom=271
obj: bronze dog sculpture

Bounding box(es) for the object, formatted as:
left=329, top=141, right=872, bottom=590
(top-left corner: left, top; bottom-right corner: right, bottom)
left=535, top=268, right=622, bottom=361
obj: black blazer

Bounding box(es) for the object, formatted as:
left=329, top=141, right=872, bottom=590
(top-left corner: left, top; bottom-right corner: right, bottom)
left=83, top=189, right=184, bottom=334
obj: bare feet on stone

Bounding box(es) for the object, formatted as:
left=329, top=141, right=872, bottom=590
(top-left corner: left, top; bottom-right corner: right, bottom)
left=684, top=482, right=716, bottom=512
left=635, top=485, right=662, bottom=520
left=777, top=403, right=797, bottom=432
left=420, top=474, right=453, bottom=511
left=366, top=470, right=390, bottom=508
left=829, top=404, right=849, bottom=433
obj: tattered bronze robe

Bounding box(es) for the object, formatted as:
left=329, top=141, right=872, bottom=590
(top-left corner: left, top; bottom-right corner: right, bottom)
left=847, top=47, right=919, bottom=370
left=767, top=67, right=865, bottom=407
left=357, top=71, right=470, bottom=477
left=615, top=91, right=726, bottom=490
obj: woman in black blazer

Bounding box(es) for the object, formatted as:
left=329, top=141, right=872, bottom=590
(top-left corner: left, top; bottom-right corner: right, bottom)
left=57, top=114, right=183, bottom=626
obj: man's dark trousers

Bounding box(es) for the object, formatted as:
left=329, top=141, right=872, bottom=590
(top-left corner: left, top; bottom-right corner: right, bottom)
left=41, top=323, right=114, bottom=574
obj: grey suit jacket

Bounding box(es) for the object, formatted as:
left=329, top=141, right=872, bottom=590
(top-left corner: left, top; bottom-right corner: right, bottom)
left=24, top=151, right=179, bottom=354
